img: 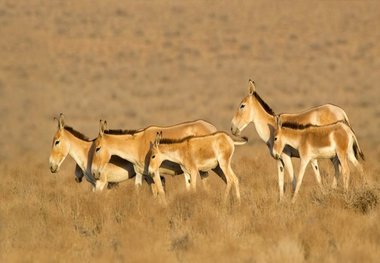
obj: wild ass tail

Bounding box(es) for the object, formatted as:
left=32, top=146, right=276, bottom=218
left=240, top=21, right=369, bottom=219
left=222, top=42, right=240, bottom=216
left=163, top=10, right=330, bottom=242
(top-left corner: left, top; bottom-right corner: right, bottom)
left=341, top=109, right=351, bottom=128
left=342, top=118, right=365, bottom=161
left=352, top=133, right=365, bottom=161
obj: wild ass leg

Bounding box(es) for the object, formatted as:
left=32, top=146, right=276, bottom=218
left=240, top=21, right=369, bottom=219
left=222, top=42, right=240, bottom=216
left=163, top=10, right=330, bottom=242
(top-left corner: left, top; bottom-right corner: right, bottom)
left=190, top=169, right=199, bottom=192
left=142, top=174, right=158, bottom=197
left=134, top=173, right=143, bottom=187
left=292, top=159, right=310, bottom=203
left=150, top=182, right=158, bottom=198
left=338, top=153, right=350, bottom=191
left=218, top=159, right=234, bottom=203
left=310, top=159, right=323, bottom=191
left=331, top=157, right=340, bottom=189
left=200, top=171, right=210, bottom=191
left=227, top=165, right=241, bottom=204
left=212, top=164, right=232, bottom=203
left=348, top=151, right=366, bottom=185
left=180, top=165, right=191, bottom=191
left=152, top=172, right=167, bottom=206
left=281, top=154, right=296, bottom=193
left=277, top=159, right=286, bottom=201
left=184, top=172, right=191, bottom=191
left=212, top=165, right=227, bottom=183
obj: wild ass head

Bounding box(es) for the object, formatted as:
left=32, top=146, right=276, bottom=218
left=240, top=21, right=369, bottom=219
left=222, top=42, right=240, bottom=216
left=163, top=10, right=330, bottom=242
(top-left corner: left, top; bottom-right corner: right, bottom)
left=91, top=120, right=110, bottom=179
left=49, top=113, right=70, bottom=173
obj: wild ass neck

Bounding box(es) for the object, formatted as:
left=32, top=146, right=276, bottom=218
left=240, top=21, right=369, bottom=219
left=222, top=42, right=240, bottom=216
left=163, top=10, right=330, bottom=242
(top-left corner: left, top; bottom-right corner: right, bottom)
left=107, top=134, right=141, bottom=164
left=66, top=131, right=92, bottom=171
left=280, top=128, right=303, bottom=150
left=158, top=143, right=185, bottom=165
left=251, top=97, right=276, bottom=143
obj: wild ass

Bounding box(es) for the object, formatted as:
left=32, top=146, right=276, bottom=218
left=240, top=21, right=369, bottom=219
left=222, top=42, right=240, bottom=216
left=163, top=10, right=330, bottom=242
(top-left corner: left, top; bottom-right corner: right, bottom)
left=49, top=114, right=138, bottom=191
left=231, top=79, right=352, bottom=200
left=91, top=119, right=218, bottom=199
left=272, top=116, right=365, bottom=203
left=147, top=131, right=247, bottom=204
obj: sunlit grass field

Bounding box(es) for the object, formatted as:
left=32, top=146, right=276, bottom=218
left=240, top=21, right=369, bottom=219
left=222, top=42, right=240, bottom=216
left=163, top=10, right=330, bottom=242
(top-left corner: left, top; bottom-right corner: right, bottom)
left=0, top=0, right=379, bottom=262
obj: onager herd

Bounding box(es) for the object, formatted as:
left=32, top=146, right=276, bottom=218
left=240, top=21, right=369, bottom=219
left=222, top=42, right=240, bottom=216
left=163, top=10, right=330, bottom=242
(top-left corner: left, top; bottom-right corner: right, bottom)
left=49, top=79, right=365, bottom=205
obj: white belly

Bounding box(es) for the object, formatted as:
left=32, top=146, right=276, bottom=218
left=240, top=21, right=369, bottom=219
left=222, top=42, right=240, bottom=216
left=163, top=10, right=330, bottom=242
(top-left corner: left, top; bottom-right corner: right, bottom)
left=197, top=158, right=219, bottom=171
left=311, top=146, right=336, bottom=159
left=106, top=166, right=131, bottom=182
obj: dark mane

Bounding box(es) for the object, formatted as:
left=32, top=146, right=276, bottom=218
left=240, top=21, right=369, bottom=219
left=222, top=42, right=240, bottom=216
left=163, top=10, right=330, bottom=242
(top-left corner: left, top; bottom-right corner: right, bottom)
left=253, top=92, right=275, bottom=116
left=281, top=122, right=319, bottom=130
left=159, top=135, right=195, bottom=145
left=64, top=126, right=91, bottom=141
left=104, top=129, right=139, bottom=135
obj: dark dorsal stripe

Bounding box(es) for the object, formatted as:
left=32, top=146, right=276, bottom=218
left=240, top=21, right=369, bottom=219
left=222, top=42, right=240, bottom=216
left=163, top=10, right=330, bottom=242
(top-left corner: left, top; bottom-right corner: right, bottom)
left=253, top=92, right=275, bottom=116
left=104, top=129, right=139, bottom=135
left=281, top=122, right=318, bottom=130
left=281, top=120, right=344, bottom=130
left=159, top=135, right=195, bottom=145
left=64, top=126, right=91, bottom=141
left=159, top=132, right=225, bottom=145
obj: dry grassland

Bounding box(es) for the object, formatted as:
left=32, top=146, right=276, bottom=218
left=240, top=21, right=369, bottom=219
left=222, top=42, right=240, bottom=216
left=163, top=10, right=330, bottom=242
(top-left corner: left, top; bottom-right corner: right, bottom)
left=1, top=1, right=380, bottom=262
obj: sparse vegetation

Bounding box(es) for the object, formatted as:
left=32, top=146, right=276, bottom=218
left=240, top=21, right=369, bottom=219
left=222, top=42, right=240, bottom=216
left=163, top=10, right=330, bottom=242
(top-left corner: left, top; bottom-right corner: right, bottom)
left=1, top=154, right=379, bottom=262
left=0, top=0, right=379, bottom=262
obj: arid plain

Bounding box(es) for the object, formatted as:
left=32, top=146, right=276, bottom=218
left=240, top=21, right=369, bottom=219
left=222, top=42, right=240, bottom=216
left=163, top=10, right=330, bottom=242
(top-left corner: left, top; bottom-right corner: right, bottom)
left=1, top=1, right=380, bottom=262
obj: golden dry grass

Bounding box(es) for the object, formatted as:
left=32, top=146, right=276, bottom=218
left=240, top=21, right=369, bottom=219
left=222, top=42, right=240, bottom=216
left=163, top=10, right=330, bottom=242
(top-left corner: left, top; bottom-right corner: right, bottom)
left=1, top=0, right=380, bottom=262
left=1, top=157, right=379, bottom=262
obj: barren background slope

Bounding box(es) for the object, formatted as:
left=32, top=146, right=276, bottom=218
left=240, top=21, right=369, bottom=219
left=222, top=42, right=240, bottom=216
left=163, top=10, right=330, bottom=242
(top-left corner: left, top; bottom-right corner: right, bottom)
left=0, top=0, right=380, bottom=262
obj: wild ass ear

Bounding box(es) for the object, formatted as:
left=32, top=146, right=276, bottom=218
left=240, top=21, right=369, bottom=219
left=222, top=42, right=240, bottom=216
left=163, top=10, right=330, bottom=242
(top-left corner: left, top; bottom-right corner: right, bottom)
left=275, top=115, right=282, bottom=128
left=248, top=79, right=256, bottom=95
left=99, top=119, right=106, bottom=136
left=154, top=131, right=162, bottom=147
left=55, top=113, right=65, bottom=130
left=53, top=116, right=58, bottom=128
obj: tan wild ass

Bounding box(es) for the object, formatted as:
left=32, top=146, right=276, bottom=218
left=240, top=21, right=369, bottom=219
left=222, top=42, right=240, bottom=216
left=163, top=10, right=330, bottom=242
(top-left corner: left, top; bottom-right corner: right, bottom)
left=91, top=119, right=218, bottom=198
left=231, top=79, right=352, bottom=201
left=147, top=131, right=247, bottom=204
left=49, top=114, right=138, bottom=191
left=272, top=116, right=365, bottom=203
